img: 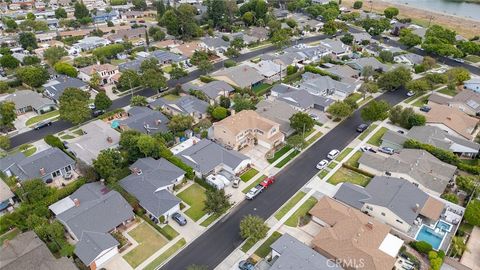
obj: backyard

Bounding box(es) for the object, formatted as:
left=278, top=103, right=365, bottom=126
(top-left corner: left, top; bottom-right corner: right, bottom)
left=123, top=222, right=169, bottom=268
left=327, top=167, right=372, bottom=187
left=252, top=83, right=273, bottom=96
left=285, top=196, right=318, bottom=227
left=367, top=127, right=388, bottom=146
left=177, top=183, right=207, bottom=221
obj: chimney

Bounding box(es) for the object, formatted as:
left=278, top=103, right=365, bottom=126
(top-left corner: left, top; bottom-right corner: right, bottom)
left=39, top=168, right=46, bottom=176
left=366, top=221, right=374, bottom=230
left=73, top=198, right=80, bottom=207
left=446, top=117, right=452, bottom=121
left=106, top=136, right=113, bottom=143
left=414, top=203, right=420, bottom=212
left=100, top=179, right=105, bottom=185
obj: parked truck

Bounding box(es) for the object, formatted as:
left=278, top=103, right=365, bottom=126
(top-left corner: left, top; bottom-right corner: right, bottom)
left=245, top=176, right=275, bottom=200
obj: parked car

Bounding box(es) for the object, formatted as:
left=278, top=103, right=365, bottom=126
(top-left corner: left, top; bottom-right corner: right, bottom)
left=316, top=159, right=329, bottom=170
left=34, top=120, right=52, bottom=130
left=232, top=177, right=240, bottom=188
left=420, top=106, right=431, bottom=112
left=171, top=212, right=187, bottom=226
left=309, top=113, right=319, bottom=121
left=397, top=130, right=405, bottom=134
left=327, top=149, right=340, bottom=160
left=356, top=123, right=369, bottom=132
left=379, top=146, right=394, bottom=155
left=238, top=260, right=255, bottom=270
left=92, top=109, right=105, bottom=117
left=360, top=146, right=372, bottom=152
left=88, top=103, right=96, bottom=110
left=246, top=185, right=263, bottom=200
left=260, top=176, right=275, bottom=188
left=406, top=91, right=415, bottom=97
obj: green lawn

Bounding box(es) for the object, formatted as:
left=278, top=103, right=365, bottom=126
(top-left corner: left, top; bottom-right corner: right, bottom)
left=240, top=238, right=257, bottom=252
left=285, top=196, right=318, bottom=227
left=306, top=131, right=323, bottom=145
left=405, top=94, right=421, bottom=104
left=412, top=95, right=430, bottom=107
left=0, top=228, right=20, bottom=246
left=252, top=83, right=272, bottom=96
left=275, top=192, right=306, bottom=220
left=465, top=55, right=480, bottom=63
left=318, top=170, right=329, bottom=179
left=254, top=232, right=282, bottom=258
left=111, top=59, right=127, bottom=65
left=72, top=129, right=84, bottom=136
left=143, top=238, right=186, bottom=270
left=162, top=94, right=180, bottom=101
left=242, top=175, right=267, bottom=193
left=275, top=150, right=299, bottom=168
left=60, top=135, right=75, bottom=140
left=327, top=161, right=338, bottom=170
left=25, top=110, right=59, bottom=126
left=437, top=87, right=457, bottom=97
left=348, top=93, right=362, bottom=102
left=21, top=147, right=37, bottom=157
left=460, top=159, right=480, bottom=166
left=240, top=168, right=259, bottom=182
left=358, top=96, right=373, bottom=106
left=123, top=223, right=169, bottom=268
left=345, top=151, right=362, bottom=168
left=160, top=225, right=179, bottom=239
left=367, top=127, right=388, bottom=146
left=336, top=148, right=353, bottom=162
left=327, top=167, right=372, bottom=187
left=200, top=213, right=221, bottom=227
left=177, top=183, right=207, bottom=221
left=162, top=65, right=173, bottom=73
left=268, top=145, right=292, bottom=163
left=358, top=124, right=377, bottom=141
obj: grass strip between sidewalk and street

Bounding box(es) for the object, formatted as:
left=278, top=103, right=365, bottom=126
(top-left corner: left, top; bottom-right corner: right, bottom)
left=143, top=238, right=187, bottom=270
left=335, top=148, right=353, bottom=162
left=275, top=150, right=300, bottom=168
left=284, top=197, right=318, bottom=227
left=357, top=124, right=377, bottom=141
left=274, top=192, right=307, bottom=220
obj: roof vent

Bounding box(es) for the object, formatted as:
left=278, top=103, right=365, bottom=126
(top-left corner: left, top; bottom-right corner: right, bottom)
left=366, top=221, right=374, bottom=230
left=39, top=168, right=46, bottom=176
left=73, top=198, right=80, bottom=207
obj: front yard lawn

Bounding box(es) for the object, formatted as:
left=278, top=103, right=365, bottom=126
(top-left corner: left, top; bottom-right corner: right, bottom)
left=123, top=223, right=169, bottom=268
left=306, top=131, right=323, bottom=145
left=268, top=145, right=291, bottom=163
left=412, top=95, right=430, bottom=107
left=274, top=192, right=306, bottom=220
left=242, top=175, right=267, bottom=193
left=162, top=94, right=180, bottom=101
left=345, top=151, right=363, bottom=168
left=437, top=87, right=457, bottom=97
left=274, top=150, right=299, bottom=168
left=358, top=124, right=377, bottom=141
left=0, top=228, right=20, bottom=246
left=254, top=232, right=283, bottom=258
left=143, top=238, right=186, bottom=270
left=200, top=213, right=221, bottom=227
left=327, top=167, right=372, bottom=187
left=348, top=93, right=362, bottom=102
left=177, top=183, right=207, bottom=221
left=25, top=110, right=59, bottom=126
left=336, top=148, right=353, bottom=162
left=465, top=55, right=480, bottom=63
left=367, top=127, right=388, bottom=146
left=160, top=225, right=179, bottom=240
left=252, top=83, right=272, bottom=96
left=285, top=196, right=318, bottom=227
left=240, top=168, right=259, bottom=182
left=21, top=147, right=37, bottom=157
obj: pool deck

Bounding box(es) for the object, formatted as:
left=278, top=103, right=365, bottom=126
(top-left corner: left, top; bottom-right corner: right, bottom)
left=407, top=219, right=458, bottom=251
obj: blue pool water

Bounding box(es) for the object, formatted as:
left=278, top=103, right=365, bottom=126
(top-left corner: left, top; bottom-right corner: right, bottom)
left=436, top=220, right=452, bottom=232
left=111, top=120, right=120, bottom=129
left=415, top=225, right=444, bottom=250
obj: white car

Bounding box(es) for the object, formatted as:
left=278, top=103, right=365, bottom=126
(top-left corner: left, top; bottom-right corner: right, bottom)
left=316, top=159, right=329, bottom=170
left=327, top=149, right=340, bottom=160
left=360, top=146, right=372, bottom=152
left=406, top=91, right=415, bottom=97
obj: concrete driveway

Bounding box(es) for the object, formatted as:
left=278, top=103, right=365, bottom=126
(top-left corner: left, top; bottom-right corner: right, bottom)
left=240, top=145, right=270, bottom=171
left=460, top=226, right=480, bottom=270
left=168, top=213, right=204, bottom=242
left=102, top=254, right=133, bottom=270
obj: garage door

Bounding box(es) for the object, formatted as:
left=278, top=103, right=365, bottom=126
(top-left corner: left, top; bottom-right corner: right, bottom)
left=95, top=247, right=118, bottom=267
left=257, top=140, right=271, bottom=148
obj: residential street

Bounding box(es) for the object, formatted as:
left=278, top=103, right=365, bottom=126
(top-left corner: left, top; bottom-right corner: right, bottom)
left=161, top=87, right=408, bottom=270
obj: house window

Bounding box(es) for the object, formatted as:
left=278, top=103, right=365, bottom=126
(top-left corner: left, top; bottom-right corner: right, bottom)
left=65, top=166, right=71, bottom=172
left=52, top=170, right=61, bottom=177
left=381, top=212, right=386, bottom=216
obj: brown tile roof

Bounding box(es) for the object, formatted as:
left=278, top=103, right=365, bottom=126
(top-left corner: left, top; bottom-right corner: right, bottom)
left=425, top=103, right=479, bottom=140
left=213, top=110, right=278, bottom=135
left=310, top=197, right=396, bottom=270
left=172, top=41, right=200, bottom=57
left=420, top=196, right=444, bottom=221
left=80, top=64, right=117, bottom=75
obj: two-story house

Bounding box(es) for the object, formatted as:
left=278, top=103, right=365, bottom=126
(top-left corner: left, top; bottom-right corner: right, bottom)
left=78, top=64, right=119, bottom=86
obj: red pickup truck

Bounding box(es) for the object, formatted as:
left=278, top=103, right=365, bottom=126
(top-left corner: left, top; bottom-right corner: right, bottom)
left=260, top=176, right=275, bottom=188
left=245, top=176, right=276, bottom=200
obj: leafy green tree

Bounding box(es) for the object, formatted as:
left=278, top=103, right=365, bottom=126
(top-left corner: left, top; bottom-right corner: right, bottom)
left=18, top=32, right=38, bottom=50
left=204, top=188, right=231, bottom=215
left=156, top=0, right=166, bottom=17
left=361, top=18, right=391, bottom=36
left=89, top=73, right=101, bottom=90
left=148, top=26, right=166, bottom=41
left=211, top=106, right=228, bottom=120
left=340, top=33, right=354, bottom=45
left=198, top=59, right=213, bottom=74
left=55, top=8, right=67, bottom=19
left=160, top=4, right=201, bottom=40
left=59, top=88, right=91, bottom=124
left=22, top=55, right=40, bottom=65
left=379, top=50, right=394, bottom=63
left=118, top=69, right=141, bottom=90
left=231, top=38, right=245, bottom=50
left=137, top=134, right=157, bottom=157
left=377, top=66, right=412, bottom=91
left=457, top=41, right=480, bottom=56
left=0, top=54, right=20, bottom=69
left=170, top=63, right=187, bottom=80
left=406, top=79, right=431, bottom=94
left=168, top=114, right=194, bottom=132
left=0, top=102, right=16, bottom=128
left=399, top=28, right=422, bottom=48
left=422, top=25, right=462, bottom=57
left=17, top=179, right=52, bottom=202
left=353, top=1, right=363, bottom=9
left=361, top=100, right=390, bottom=122
left=190, top=51, right=209, bottom=66
left=225, top=47, right=240, bottom=58
left=289, top=112, right=315, bottom=133
left=93, top=149, right=125, bottom=182
left=54, top=62, right=78, bottom=77
left=94, top=92, right=112, bottom=110
left=131, top=95, right=148, bottom=106
left=16, top=66, right=49, bottom=87
left=322, top=20, right=337, bottom=35
left=445, top=67, right=471, bottom=85
left=142, top=68, right=167, bottom=91
left=0, top=135, right=10, bottom=150
left=232, top=95, right=255, bottom=112
left=73, top=56, right=97, bottom=68
left=384, top=7, right=399, bottom=19
left=239, top=215, right=268, bottom=242
left=271, top=28, right=291, bottom=48
left=456, top=176, right=478, bottom=196
left=3, top=18, right=18, bottom=31
left=287, top=134, right=307, bottom=150
left=220, top=96, right=231, bottom=108
left=358, top=82, right=378, bottom=98
left=441, top=193, right=459, bottom=204
left=132, top=0, right=147, bottom=10
left=464, top=199, right=480, bottom=226
left=327, top=101, right=353, bottom=118
left=92, top=44, right=125, bottom=59
left=43, top=46, right=68, bottom=66
left=74, top=1, right=90, bottom=20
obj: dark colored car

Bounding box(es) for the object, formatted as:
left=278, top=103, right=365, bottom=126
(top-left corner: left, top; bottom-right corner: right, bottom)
left=92, top=109, right=105, bottom=117
left=420, top=106, right=431, bottom=112
left=34, top=120, right=52, bottom=130
left=356, top=124, right=369, bottom=132
left=238, top=260, right=255, bottom=270
left=172, top=212, right=187, bottom=226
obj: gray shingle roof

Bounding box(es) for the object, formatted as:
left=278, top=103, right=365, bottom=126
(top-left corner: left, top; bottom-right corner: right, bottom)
left=255, top=99, right=297, bottom=136
left=175, top=139, right=249, bottom=175
left=182, top=80, right=234, bottom=100
left=279, top=89, right=334, bottom=111
left=56, top=182, right=134, bottom=239
left=75, top=231, right=118, bottom=265
left=347, top=57, right=389, bottom=72
left=150, top=50, right=187, bottom=63
left=333, top=182, right=371, bottom=209
left=201, top=37, right=229, bottom=49
left=43, top=75, right=88, bottom=101
left=214, top=65, right=264, bottom=88
left=152, top=95, right=209, bottom=115
left=270, top=233, right=343, bottom=270
left=120, top=106, right=169, bottom=134
left=5, top=90, right=56, bottom=112
left=299, top=73, right=356, bottom=96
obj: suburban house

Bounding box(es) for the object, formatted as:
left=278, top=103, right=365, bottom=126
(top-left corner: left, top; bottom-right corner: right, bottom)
left=120, top=158, right=185, bottom=223
left=78, top=64, right=119, bottom=86
left=348, top=57, right=389, bottom=72
left=199, top=37, right=229, bottom=53
left=334, top=176, right=445, bottom=233
left=464, top=78, right=480, bottom=93
left=0, top=231, right=77, bottom=270
left=424, top=103, right=479, bottom=140
left=247, top=27, right=269, bottom=42
left=49, top=182, right=134, bottom=270
left=324, top=64, right=361, bottom=84
left=318, top=38, right=350, bottom=57
left=43, top=75, right=89, bottom=103
left=428, top=91, right=480, bottom=117
left=246, top=60, right=285, bottom=82
left=0, top=148, right=75, bottom=183
left=0, top=179, right=15, bottom=214
left=173, top=137, right=251, bottom=178
left=299, top=72, right=358, bottom=98
left=150, top=50, right=187, bottom=65
left=352, top=31, right=373, bottom=44
left=182, top=80, right=234, bottom=103
left=68, top=120, right=120, bottom=165
left=273, top=84, right=334, bottom=112
left=268, top=233, right=343, bottom=270
left=380, top=126, right=480, bottom=158
left=71, top=36, right=111, bottom=53
left=211, top=110, right=285, bottom=152
left=282, top=44, right=331, bottom=64
left=212, top=65, right=264, bottom=89
left=309, top=196, right=403, bottom=270
left=119, top=106, right=169, bottom=135
left=255, top=99, right=297, bottom=136
left=358, top=149, right=457, bottom=196
left=394, top=53, right=423, bottom=66
left=107, top=27, right=145, bottom=43
left=3, top=90, right=56, bottom=115
left=149, top=95, right=209, bottom=123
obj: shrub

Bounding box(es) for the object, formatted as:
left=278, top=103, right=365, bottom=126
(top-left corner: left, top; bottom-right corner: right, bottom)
left=304, top=65, right=340, bottom=80
left=199, top=75, right=216, bottom=83
left=224, top=59, right=236, bottom=68
left=286, top=65, right=298, bottom=75
left=353, top=1, right=363, bottom=9
left=44, top=135, right=65, bottom=150
left=409, top=240, right=433, bottom=254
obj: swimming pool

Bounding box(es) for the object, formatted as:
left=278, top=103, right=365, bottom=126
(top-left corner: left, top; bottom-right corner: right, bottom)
left=436, top=220, right=452, bottom=232
left=415, top=225, right=444, bottom=250
left=111, top=120, right=120, bottom=129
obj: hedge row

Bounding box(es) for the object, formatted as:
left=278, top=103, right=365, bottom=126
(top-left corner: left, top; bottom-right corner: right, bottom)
left=342, top=163, right=375, bottom=178
left=304, top=65, right=341, bottom=81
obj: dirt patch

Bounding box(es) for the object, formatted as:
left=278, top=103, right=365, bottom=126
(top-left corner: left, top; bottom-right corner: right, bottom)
left=341, top=0, right=480, bottom=38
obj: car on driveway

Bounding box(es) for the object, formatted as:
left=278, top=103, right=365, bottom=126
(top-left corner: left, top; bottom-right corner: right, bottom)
left=172, top=212, right=187, bottom=226
left=360, top=146, right=372, bottom=152
left=34, top=120, right=52, bottom=130
left=232, top=177, right=240, bottom=188
left=327, top=149, right=340, bottom=160
left=246, top=185, right=263, bottom=200
left=238, top=260, right=255, bottom=270
left=379, top=146, right=394, bottom=155
left=356, top=123, right=369, bottom=132
left=420, top=106, right=431, bottom=112
left=406, top=91, right=415, bottom=97
left=316, top=159, right=329, bottom=170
